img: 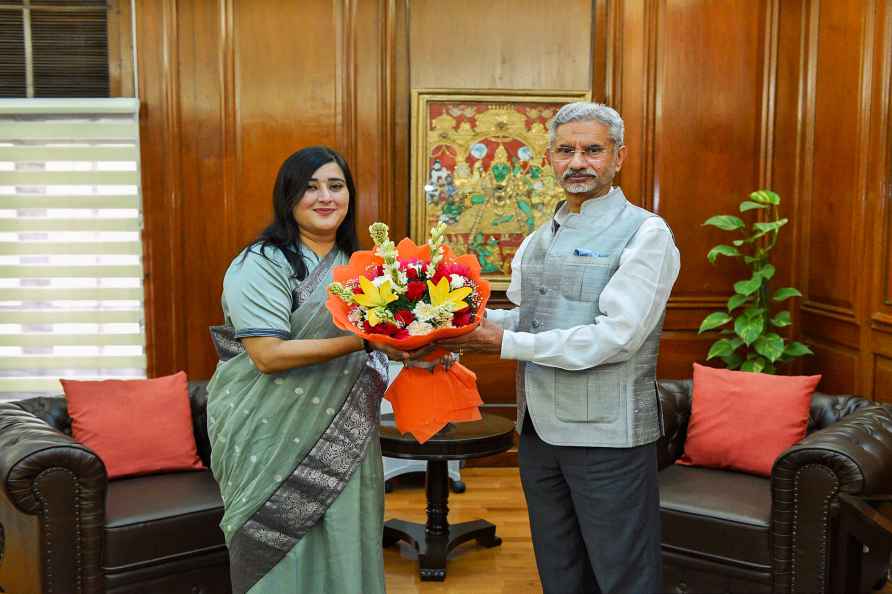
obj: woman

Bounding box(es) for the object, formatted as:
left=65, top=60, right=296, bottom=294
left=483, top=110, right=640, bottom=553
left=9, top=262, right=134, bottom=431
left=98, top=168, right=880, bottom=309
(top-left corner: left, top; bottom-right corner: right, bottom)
left=206, top=146, right=402, bottom=593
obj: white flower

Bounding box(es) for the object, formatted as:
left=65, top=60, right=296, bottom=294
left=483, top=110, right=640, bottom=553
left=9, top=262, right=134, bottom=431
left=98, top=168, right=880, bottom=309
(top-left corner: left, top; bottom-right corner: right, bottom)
left=432, top=307, right=454, bottom=327
left=449, top=274, right=467, bottom=290
left=347, top=308, right=364, bottom=324
left=371, top=275, right=392, bottom=288
left=407, top=320, right=434, bottom=336
left=413, top=302, right=438, bottom=322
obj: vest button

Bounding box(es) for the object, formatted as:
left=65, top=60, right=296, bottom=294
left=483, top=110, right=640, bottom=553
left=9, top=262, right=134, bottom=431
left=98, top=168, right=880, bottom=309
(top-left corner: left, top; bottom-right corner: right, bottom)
left=538, top=287, right=547, bottom=295
left=532, top=320, right=541, bottom=329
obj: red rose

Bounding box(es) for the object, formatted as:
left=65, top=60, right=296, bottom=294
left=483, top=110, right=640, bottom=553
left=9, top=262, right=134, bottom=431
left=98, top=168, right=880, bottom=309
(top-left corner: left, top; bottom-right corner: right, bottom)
left=394, top=309, right=415, bottom=326
left=363, top=321, right=399, bottom=336
left=406, top=280, right=427, bottom=301
left=365, top=265, right=384, bottom=279
left=392, top=328, right=410, bottom=340
left=352, top=285, right=364, bottom=294
left=405, top=267, right=419, bottom=280
left=453, top=308, right=474, bottom=327
left=433, top=262, right=471, bottom=285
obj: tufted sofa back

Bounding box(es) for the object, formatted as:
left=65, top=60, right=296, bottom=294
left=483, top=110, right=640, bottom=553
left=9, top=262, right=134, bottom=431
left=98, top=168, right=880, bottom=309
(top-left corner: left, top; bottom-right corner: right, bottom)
left=654, top=378, right=883, bottom=470
left=11, top=380, right=214, bottom=467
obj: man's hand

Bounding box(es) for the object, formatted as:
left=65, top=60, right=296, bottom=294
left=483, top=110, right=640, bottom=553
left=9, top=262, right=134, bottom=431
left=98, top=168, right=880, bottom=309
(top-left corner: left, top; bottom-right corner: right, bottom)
left=437, top=318, right=504, bottom=354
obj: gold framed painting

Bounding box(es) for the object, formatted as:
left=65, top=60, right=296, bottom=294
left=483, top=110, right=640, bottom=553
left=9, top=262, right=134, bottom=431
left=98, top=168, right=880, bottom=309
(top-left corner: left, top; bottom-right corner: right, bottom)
left=411, top=89, right=591, bottom=290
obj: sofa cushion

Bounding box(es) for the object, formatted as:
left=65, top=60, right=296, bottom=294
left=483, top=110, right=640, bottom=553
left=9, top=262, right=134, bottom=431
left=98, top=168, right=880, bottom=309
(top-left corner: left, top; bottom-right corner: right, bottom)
left=104, top=470, right=226, bottom=573
left=678, top=363, right=820, bottom=476
left=659, top=464, right=771, bottom=567
left=63, top=372, right=205, bottom=478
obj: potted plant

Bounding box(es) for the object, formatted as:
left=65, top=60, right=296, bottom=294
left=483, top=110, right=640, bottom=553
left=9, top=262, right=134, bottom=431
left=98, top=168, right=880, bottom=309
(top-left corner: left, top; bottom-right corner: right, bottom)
left=698, top=190, right=812, bottom=373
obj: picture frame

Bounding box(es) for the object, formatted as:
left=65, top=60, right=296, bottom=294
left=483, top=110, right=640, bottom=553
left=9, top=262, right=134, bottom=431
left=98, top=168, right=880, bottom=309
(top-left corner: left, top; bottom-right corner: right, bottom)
left=411, top=88, right=591, bottom=291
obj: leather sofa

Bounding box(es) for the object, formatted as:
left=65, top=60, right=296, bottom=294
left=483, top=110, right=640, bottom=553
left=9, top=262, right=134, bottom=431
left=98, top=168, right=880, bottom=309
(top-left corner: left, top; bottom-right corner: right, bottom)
left=657, top=379, right=892, bottom=594
left=0, top=382, right=231, bottom=594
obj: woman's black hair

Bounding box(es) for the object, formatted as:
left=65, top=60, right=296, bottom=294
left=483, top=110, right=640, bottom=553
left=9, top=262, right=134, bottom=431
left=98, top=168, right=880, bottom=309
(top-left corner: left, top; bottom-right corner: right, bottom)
left=243, top=146, right=359, bottom=280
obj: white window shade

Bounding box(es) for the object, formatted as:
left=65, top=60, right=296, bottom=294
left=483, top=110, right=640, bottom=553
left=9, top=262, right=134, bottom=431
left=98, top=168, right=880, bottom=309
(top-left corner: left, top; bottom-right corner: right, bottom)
left=0, top=98, right=145, bottom=398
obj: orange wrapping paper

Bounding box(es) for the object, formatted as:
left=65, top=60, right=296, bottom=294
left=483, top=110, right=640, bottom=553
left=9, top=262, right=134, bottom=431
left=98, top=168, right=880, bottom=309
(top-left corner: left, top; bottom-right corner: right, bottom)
left=326, top=238, right=490, bottom=443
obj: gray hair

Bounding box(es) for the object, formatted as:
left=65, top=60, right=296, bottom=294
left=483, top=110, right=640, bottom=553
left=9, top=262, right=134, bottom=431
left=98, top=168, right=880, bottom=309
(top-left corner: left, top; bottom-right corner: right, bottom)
left=548, top=102, right=624, bottom=148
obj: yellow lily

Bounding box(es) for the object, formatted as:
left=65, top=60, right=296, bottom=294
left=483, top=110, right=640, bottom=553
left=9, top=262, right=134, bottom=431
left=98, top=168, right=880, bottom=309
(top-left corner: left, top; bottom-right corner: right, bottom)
left=353, top=276, right=398, bottom=326
left=427, top=277, right=472, bottom=312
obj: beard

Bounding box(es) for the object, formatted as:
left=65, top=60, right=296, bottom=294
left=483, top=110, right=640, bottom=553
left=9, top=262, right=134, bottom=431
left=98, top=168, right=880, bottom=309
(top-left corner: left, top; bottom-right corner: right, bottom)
left=560, top=167, right=600, bottom=194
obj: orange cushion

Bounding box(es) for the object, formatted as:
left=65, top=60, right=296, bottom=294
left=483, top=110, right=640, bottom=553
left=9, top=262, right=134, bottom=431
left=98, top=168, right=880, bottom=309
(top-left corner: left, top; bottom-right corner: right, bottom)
left=677, top=363, right=821, bottom=477
left=61, top=372, right=204, bottom=479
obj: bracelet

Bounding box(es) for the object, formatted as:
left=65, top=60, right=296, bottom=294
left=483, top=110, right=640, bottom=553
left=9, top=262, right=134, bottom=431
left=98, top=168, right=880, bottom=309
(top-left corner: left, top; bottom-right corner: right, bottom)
left=362, top=338, right=374, bottom=354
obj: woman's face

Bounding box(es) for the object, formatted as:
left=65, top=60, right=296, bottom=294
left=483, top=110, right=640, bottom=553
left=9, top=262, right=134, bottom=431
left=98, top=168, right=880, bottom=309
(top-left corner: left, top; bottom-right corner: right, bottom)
left=292, top=161, right=350, bottom=239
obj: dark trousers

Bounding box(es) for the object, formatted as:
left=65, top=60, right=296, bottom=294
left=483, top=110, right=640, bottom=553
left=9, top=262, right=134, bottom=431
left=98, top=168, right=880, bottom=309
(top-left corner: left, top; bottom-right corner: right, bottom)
left=518, top=414, right=662, bottom=594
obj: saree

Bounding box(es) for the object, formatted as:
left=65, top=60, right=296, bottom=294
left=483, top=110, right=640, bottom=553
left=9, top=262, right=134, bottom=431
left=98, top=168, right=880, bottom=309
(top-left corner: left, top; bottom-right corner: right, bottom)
left=206, top=246, right=388, bottom=594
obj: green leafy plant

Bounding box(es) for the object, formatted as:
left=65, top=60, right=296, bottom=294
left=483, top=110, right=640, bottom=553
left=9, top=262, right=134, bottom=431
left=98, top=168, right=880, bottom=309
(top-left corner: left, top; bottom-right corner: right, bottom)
left=698, top=190, right=812, bottom=373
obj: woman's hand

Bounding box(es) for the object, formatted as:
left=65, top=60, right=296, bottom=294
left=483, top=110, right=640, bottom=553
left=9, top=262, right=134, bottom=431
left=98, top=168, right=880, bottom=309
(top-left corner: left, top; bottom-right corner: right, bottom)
left=369, top=341, right=411, bottom=362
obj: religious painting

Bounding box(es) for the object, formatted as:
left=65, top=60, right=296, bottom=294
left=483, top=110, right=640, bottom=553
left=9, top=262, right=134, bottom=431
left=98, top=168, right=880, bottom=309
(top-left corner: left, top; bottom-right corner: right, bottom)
left=411, top=89, right=590, bottom=290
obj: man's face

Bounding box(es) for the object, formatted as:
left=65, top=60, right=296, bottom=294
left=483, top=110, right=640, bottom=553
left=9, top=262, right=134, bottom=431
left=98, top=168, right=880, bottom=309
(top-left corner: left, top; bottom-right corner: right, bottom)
left=550, top=120, right=626, bottom=199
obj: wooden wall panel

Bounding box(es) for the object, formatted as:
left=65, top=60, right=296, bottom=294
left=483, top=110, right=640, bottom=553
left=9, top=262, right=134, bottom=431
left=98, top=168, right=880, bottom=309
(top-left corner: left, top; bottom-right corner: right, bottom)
left=873, top=355, right=892, bottom=403
left=802, top=0, right=869, bottom=314
left=653, top=0, right=767, bottom=300
left=409, top=0, right=592, bottom=91
left=797, top=0, right=891, bottom=396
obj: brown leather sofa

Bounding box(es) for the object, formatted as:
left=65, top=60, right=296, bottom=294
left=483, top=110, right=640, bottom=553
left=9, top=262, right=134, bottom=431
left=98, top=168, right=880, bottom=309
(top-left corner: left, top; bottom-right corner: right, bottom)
left=657, top=379, right=892, bottom=594
left=0, top=381, right=231, bottom=594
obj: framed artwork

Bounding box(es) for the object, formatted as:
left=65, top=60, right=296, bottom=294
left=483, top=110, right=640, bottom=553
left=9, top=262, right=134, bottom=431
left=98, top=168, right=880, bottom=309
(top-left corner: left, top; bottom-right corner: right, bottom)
left=411, top=89, right=591, bottom=290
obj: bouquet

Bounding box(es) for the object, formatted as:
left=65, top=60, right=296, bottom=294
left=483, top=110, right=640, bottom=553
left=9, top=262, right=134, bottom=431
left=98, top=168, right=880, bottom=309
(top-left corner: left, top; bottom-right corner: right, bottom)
left=326, top=222, right=491, bottom=442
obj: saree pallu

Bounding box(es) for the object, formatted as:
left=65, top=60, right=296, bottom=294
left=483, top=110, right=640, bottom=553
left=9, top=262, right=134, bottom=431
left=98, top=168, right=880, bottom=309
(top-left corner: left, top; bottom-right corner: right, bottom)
left=207, top=251, right=388, bottom=594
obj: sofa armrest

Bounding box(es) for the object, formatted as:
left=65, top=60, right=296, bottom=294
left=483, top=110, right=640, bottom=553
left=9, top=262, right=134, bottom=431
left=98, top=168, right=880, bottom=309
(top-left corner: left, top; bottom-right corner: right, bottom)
left=0, top=402, right=107, bottom=594
left=656, top=379, right=693, bottom=470
left=771, top=406, right=892, bottom=594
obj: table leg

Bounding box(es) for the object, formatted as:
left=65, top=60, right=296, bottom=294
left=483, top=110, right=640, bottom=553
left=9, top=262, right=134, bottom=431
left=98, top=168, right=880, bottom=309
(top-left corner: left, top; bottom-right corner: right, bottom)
left=382, top=459, right=503, bottom=581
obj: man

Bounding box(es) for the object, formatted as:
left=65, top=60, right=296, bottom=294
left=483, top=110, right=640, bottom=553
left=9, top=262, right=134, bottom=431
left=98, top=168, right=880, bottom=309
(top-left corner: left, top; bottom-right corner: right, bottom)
left=439, top=102, right=680, bottom=594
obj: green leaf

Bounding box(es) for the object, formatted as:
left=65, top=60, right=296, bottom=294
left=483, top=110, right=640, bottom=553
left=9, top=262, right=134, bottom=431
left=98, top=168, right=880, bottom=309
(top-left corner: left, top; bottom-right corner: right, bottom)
left=754, top=333, right=785, bottom=362
left=772, top=287, right=803, bottom=301
left=699, top=312, right=733, bottom=333
left=754, top=218, right=788, bottom=233
left=706, top=339, right=736, bottom=360
left=750, top=190, right=781, bottom=205
left=783, top=341, right=814, bottom=357
left=757, top=264, right=776, bottom=280
left=770, top=311, right=792, bottom=327
left=740, top=200, right=769, bottom=212
left=727, top=294, right=749, bottom=311
left=703, top=215, right=745, bottom=231
left=732, top=239, right=745, bottom=247
left=740, top=357, right=766, bottom=373
left=706, top=244, right=741, bottom=264
left=734, top=276, right=763, bottom=296
left=734, top=310, right=765, bottom=346
left=721, top=352, right=744, bottom=369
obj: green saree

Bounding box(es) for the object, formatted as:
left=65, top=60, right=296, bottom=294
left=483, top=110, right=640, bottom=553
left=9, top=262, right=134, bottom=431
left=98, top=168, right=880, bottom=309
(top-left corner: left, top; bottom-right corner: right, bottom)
left=206, top=245, right=387, bottom=594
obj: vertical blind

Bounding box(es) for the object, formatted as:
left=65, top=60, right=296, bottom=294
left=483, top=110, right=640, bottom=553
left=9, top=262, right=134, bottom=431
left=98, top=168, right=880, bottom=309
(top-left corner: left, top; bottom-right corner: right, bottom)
left=0, top=98, right=145, bottom=398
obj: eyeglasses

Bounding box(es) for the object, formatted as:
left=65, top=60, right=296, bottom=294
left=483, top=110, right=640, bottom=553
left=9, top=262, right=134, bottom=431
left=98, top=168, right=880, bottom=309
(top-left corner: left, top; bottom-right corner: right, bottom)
left=551, top=145, right=610, bottom=161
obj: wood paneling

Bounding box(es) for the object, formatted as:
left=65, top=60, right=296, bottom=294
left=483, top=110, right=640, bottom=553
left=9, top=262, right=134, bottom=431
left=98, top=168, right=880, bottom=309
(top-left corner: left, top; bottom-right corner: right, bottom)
left=409, top=0, right=592, bottom=91
left=795, top=0, right=892, bottom=395
left=653, top=0, right=767, bottom=300
left=802, top=0, right=870, bottom=313
left=135, top=0, right=892, bottom=408
left=874, top=355, right=892, bottom=403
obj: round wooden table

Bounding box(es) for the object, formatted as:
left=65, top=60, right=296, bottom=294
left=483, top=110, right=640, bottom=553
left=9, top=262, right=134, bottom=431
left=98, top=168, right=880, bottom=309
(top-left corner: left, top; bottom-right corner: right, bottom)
left=380, top=412, right=515, bottom=581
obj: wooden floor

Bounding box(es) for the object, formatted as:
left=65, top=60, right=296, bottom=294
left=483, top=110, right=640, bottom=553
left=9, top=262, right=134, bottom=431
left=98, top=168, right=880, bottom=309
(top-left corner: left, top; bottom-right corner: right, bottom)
left=384, top=467, right=541, bottom=594
left=384, top=467, right=892, bottom=594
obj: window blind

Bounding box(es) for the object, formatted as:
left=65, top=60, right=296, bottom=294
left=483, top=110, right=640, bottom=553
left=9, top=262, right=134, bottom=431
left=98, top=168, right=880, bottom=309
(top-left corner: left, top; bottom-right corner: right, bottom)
left=0, top=97, right=145, bottom=398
